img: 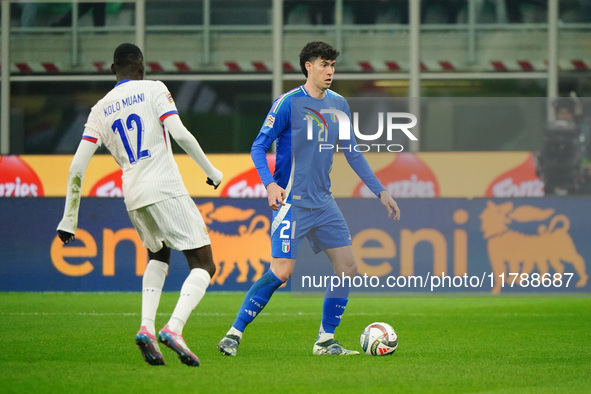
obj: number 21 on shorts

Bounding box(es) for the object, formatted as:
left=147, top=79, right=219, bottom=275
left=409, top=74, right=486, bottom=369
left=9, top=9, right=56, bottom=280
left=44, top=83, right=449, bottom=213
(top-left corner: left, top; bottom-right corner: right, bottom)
left=279, top=220, right=293, bottom=253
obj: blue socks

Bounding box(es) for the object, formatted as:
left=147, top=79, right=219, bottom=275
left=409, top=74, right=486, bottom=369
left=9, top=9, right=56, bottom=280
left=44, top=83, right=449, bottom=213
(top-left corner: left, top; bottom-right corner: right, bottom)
left=231, top=269, right=350, bottom=343
left=318, top=281, right=350, bottom=340
left=320, top=297, right=349, bottom=335
left=232, top=270, right=284, bottom=332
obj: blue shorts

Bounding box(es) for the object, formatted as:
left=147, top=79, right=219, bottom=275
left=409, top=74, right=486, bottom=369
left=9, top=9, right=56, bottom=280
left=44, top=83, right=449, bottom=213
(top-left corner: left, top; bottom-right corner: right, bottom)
left=271, top=198, right=351, bottom=259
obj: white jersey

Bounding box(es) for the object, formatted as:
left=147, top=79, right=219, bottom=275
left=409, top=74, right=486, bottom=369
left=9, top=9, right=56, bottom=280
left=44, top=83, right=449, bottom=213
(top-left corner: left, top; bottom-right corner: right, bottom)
left=82, top=79, right=187, bottom=210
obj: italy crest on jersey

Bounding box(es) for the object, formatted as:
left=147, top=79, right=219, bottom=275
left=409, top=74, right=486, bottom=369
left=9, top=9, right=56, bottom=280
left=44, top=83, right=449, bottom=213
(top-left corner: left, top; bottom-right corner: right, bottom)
left=281, top=239, right=290, bottom=253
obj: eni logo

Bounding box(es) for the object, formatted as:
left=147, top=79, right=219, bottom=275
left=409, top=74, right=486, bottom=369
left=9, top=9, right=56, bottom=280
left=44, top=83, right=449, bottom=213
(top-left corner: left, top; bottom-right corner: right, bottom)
left=480, top=201, right=588, bottom=293
left=197, top=202, right=271, bottom=285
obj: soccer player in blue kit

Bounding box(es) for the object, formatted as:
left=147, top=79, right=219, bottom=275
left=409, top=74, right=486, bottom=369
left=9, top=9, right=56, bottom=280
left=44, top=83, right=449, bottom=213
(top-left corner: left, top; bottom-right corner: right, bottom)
left=218, top=41, right=400, bottom=356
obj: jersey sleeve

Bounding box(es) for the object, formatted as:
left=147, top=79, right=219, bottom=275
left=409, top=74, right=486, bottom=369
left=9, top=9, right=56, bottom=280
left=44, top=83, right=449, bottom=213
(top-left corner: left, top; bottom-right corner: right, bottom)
left=153, top=81, right=179, bottom=123
left=344, top=148, right=385, bottom=197
left=250, top=96, right=291, bottom=187
left=258, top=95, right=290, bottom=140
left=339, top=99, right=386, bottom=197
left=81, top=105, right=103, bottom=146
left=250, top=133, right=276, bottom=187
left=57, top=139, right=99, bottom=234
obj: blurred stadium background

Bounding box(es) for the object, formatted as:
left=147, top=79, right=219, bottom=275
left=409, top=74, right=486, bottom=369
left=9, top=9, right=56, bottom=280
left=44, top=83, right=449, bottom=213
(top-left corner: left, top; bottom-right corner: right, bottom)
left=2, top=0, right=591, bottom=290
left=2, top=0, right=590, bottom=155
left=1, top=4, right=590, bottom=391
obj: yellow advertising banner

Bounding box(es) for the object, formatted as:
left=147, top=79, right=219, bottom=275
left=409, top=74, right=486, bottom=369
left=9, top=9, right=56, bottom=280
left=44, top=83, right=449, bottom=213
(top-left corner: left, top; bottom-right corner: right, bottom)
left=1, top=151, right=542, bottom=198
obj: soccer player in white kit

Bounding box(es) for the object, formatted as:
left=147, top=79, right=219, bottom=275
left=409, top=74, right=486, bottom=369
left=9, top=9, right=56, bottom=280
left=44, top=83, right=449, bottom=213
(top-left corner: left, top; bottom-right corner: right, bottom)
left=57, top=43, right=223, bottom=367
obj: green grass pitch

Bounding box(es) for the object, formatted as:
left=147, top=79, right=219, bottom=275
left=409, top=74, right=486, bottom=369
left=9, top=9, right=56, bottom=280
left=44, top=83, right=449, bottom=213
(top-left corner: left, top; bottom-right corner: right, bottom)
left=1, top=292, right=589, bottom=393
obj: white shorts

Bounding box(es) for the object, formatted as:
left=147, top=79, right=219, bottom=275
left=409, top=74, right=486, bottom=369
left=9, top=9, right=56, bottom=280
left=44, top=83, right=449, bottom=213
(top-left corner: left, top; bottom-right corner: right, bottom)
left=128, top=195, right=210, bottom=253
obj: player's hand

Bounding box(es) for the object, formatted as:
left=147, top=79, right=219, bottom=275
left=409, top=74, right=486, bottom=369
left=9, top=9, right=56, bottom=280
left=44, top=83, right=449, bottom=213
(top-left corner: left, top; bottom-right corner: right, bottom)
left=380, top=191, right=400, bottom=221
left=57, top=230, right=75, bottom=245
left=266, top=182, right=286, bottom=211
left=206, top=177, right=221, bottom=189
left=206, top=168, right=223, bottom=189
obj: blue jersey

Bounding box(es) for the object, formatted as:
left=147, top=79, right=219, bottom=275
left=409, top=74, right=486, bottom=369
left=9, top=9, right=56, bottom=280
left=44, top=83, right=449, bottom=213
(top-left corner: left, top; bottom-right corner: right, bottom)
left=251, top=85, right=385, bottom=209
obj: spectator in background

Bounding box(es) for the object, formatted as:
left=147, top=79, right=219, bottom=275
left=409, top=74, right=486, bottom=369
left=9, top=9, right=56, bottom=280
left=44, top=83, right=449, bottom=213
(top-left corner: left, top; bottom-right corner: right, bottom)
left=553, top=97, right=591, bottom=175
left=346, top=0, right=408, bottom=24
left=538, top=97, right=591, bottom=195
left=554, top=98, right=577, bottom=123
left=284, top=0, right=334, bottom=25
left=19, top=2, right=38, bottom=28
left=505, top=0, right=546, bottom=23
left=421, top=0, right=464, bottom=24
left=51, top=2, right=106, bottom=27
left=561, top=0, right=591, bottom=23
left=580, top=0, right=591, bottom=23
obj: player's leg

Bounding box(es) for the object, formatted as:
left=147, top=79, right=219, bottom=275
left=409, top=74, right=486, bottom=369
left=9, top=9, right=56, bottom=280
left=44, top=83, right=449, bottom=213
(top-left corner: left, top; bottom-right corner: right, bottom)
left=218, top=204, right=297, bottom=356
left=232, top=258, right=291, bottom=334
left=153, top=195, right=213, bottom=366
left=135, top=245, right=170, bottom=365
left=128, top=207, right=170, bottom=365
left=312, top=245, right=359, bottom=355
left=308, top=200, right=359, bottom=355
left=142, top=245, right=171, bottom=335
left=217, top=257, right=291, bottom=356
left=157, top=246, right=214, bottom=367
left=319, top=245, right=356, bottom=342
left=163, top=246, right=215, bottom=336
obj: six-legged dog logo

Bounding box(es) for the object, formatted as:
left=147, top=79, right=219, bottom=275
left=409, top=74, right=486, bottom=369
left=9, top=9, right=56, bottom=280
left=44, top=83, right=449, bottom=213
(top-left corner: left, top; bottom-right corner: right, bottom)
left=480, top=201, right=588, bottom=293
left=197, top=202, right=271, bottom=285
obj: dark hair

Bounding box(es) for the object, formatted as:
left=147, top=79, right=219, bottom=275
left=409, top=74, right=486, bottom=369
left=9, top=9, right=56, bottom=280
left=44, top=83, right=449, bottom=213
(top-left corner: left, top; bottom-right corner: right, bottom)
left=113, top=43, right=143, bottom=68
left=299, top=41, right=340, bottom=77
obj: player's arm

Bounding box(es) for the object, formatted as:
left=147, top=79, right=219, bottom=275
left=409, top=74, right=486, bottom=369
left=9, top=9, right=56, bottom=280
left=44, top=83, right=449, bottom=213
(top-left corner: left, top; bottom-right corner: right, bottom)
left=343, top=148, right=400, bottom=220
left=251, top=133, right=285, bottom=210
left=251, top=97, right=290, bottom=211
left=163, top=114, right=223, bottom=188
left=56, top=139, right=99, bottom=244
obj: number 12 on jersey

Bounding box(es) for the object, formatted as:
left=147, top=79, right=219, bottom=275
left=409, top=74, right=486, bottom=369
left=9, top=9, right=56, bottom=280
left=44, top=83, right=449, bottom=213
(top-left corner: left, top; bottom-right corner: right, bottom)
left=112, top=113, right=151, bottom=164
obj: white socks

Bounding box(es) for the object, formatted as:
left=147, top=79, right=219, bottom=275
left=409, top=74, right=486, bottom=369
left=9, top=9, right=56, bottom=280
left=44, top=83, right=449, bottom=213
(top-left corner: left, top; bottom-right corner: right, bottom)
left=227, top=326, right=243, bottom=339
left=141, top=259, right=169, bottom=335
left=166, top=268, right=211, bottom=335
left=141, top=262, right=211, bottom=336
left=317, top=323, right=334, bottom=343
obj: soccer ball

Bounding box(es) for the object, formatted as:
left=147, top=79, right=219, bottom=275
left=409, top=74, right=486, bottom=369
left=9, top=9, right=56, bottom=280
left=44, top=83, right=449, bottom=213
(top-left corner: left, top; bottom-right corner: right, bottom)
left=360, top=322, right=398, bottom=356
